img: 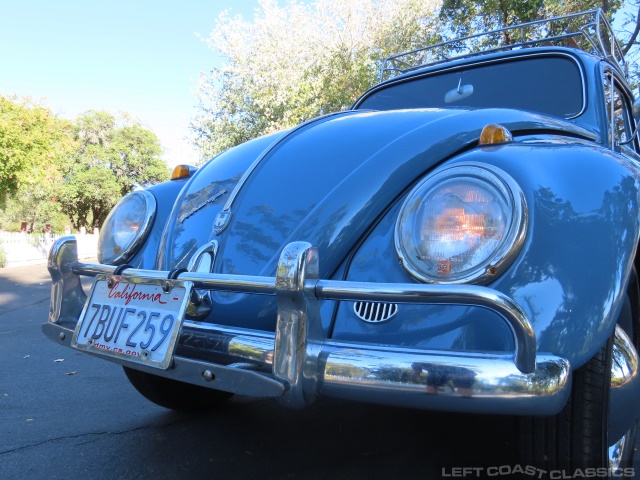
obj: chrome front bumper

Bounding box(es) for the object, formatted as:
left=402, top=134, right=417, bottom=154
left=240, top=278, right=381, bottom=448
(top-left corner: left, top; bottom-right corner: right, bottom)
left=43, top=237, right=572, bottom=416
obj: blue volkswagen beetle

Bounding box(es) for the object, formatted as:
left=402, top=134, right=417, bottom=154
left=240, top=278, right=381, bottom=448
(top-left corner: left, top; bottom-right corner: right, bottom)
left=44, top=9, right=640, bottom=474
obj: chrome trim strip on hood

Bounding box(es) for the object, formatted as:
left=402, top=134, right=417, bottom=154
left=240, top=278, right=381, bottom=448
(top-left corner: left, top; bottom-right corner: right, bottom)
left=213, top=111, right=363, bottom=235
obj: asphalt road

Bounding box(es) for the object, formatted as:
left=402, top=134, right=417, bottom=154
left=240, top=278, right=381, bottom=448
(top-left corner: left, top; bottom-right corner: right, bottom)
left=0, top=262, right=637, bottom=480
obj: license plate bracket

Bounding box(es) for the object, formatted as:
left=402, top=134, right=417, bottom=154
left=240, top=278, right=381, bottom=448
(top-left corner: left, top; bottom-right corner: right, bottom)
left=71, top=275, right=192, bottom=370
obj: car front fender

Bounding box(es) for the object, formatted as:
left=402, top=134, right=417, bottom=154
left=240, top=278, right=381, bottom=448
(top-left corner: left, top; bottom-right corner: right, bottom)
left=341, top=137, right=640, bottom=370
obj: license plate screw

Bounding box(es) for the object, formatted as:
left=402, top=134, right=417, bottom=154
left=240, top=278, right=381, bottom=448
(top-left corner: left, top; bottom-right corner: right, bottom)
left=201, top=370, right=215, bottom=382
left=59, top=332, right=66, bottom=341
left=163, top=281, right=171, bottom=293
left=107, top=278, right=115, bottom=288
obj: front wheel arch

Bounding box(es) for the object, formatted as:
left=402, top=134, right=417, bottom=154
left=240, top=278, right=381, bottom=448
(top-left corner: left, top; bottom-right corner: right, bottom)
left=518, top=268, right=640, bottom=472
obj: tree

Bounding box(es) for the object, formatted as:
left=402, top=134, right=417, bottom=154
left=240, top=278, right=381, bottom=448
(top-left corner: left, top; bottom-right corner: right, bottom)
left=436, top=0, right=640, bottom=87
left=192, top=0, right=640, bottom=161
left=436, top=0, right=619, bottom=36
left=620, top=2, right=640, bottom=56
left=191, top=0, right=442, bottom=160
left=0, top=186, right=68, bottom=234
left=110, top=124, right=169, bottom=196
left=616, top=0, right=640, bottom=88
left=57, top=111, right=169, bottom=231
left=0, top=96, right=75, bottom=206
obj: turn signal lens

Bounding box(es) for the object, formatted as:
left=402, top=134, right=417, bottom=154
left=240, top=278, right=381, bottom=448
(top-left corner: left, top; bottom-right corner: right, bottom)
left=479, top=124, right=513, bottom=145
left=171, top=164, right=194, bottom=180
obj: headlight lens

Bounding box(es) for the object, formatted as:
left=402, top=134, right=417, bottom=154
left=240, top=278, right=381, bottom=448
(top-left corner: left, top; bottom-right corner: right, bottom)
left=98, top=190, right=157, bottom=265
left=395, top=164, right=527, bottom=284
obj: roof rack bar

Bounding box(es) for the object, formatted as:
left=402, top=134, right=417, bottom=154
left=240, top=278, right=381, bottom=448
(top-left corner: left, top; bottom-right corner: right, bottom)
left=380, top=9, right=627, bottom=82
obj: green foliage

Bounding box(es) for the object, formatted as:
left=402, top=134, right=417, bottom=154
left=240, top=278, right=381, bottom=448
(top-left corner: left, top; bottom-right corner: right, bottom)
left=0, top=96, right=75, bottom=206
left=432, top=0, right=628, bottom=71
left=55, top=160, right=121, bottom=231
left=0, top=189, right=69, bottom=234
left=0, top=95, right=77, bottom=232
left=55, top=111, right=169, bottom=230
left=192, top=0, right=442, bottom=160
left=0, top=105, right=169, bottom=233
left=438, top=0, right=622, bottom=37
left=436, top=0, right=638, bottom=87
left=193, top=0, right=639, bottom=161
left=111, top=124, right=167, bottom=195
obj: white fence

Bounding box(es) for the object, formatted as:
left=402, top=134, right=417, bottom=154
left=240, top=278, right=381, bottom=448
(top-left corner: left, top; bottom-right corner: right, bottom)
left=0, top=232, right=98, bottom=268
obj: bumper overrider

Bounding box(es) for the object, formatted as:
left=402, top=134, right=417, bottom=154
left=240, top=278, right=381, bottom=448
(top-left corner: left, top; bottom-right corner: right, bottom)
left=43, top=237, right=571, bottom=415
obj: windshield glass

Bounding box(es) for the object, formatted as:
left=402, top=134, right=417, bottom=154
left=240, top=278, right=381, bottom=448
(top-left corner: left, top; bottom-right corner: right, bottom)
left=357, top=56, right=584, bottom=119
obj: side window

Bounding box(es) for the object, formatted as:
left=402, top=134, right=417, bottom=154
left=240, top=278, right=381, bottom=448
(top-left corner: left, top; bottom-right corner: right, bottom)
left=603, top=72, right=634, bottom=149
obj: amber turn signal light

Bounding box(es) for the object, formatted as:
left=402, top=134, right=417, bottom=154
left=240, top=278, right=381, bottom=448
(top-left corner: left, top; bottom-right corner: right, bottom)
left=171, top=164, right=193, bottom=180
left=479, top=124, right=513, bottom=145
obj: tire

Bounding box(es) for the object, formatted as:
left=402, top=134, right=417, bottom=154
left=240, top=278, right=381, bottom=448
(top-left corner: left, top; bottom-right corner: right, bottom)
left=518, top=281, right=639, bottom=474
left=519, top=336, right=613, bottom=468
left=123, top=366, right=233, bottom=412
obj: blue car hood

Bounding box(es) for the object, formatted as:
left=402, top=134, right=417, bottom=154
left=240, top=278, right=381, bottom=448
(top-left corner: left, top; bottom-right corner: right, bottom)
left=159, top=108, right=593, bottom=277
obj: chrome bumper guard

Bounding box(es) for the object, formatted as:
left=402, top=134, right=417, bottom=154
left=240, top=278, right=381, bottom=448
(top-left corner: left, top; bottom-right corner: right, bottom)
left=43, top=237, right=571, bottom=415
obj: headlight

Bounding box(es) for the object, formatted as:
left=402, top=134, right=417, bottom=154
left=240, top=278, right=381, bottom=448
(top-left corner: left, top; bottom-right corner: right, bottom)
left=395, top=164, right=527, bottom=284
left=98, top=190, right=157, bottom=265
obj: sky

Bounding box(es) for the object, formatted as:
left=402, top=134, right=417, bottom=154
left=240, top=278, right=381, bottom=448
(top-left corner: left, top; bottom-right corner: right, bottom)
left=1, top=2, right=636, bottom=171
left=0, top=0, right=262, bottom=168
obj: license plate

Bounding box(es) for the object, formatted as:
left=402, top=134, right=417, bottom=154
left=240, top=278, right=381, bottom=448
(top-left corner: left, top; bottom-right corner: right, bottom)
left=71, top=275, right=192, bottom=370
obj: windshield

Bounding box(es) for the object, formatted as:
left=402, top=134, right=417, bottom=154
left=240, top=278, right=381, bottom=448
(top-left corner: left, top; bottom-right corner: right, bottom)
left=357, top=56, right=584, bottom=119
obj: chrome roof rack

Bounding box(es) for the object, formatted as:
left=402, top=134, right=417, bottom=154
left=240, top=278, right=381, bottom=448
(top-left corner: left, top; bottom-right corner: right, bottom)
left=380, top=9, right=627, bottom=81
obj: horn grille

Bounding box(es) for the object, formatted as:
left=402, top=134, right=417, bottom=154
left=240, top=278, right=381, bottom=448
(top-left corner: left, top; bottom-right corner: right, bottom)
left=353, top=302, right=398, bottom=324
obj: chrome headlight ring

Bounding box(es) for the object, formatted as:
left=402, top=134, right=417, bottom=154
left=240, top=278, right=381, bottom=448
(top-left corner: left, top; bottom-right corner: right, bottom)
left=97, top=190, right=157, bottom=265
left=395, top=163, right=527, bottom=285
